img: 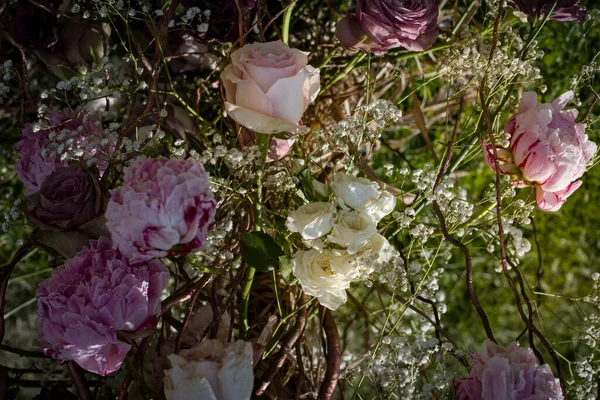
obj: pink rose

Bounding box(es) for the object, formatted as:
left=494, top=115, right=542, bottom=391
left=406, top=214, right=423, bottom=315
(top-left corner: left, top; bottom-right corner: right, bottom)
left=483, top=91, right=597, bottom=211
left=37, top=237, right=169, bottom=376
left=14, top=107, right=113, bottom=195
left=221, top=40, right=320, bottom=134
left=105, top=156, right=217, bottom=264
left=455, top=340, right=562, bottom=400
left=335, top=0, right=439, bottom=54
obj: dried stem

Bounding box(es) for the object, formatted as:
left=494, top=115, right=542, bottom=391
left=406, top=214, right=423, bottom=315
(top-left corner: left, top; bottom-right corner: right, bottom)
left=67, top=361, right=92, bottom=400
left=317, top=308, right=340, bottom=400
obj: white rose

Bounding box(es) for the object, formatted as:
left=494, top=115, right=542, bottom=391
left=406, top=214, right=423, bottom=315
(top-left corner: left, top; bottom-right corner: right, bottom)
left=332, top=173, right=380, bottom=211
left=292, top=249, right=357, bottom=310
left=328, top=210, right=378, bottom=254
left=362, top=190, right=396, bottom=222
left=356, top=233, right=398, bottom=275
left=286, top=202, right=336, bottom=240
left=165, top=340, right=253, bottom=400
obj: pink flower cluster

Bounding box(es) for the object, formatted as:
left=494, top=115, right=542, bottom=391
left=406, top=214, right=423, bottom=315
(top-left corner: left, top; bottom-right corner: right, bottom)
left=484, top=91, right=597, bottom=211
left=106, top=156, right=217, bottom=264
left=14, top=107, right=111, bottom=195
left=455, top=340, right=563, bottom=400
left=37, top=238, right=169, bottom=376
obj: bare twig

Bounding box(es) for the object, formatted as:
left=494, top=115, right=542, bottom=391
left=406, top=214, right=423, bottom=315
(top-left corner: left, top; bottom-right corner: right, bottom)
left=67, top=361, right=92, bottom=400
left=317, top=308, right=340, bottom=400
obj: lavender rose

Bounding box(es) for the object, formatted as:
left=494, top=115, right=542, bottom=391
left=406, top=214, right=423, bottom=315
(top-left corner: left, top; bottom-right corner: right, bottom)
left=26, top=167, right=103, bottom=232
left=335, top=0, right=439, bottom=55
left=455, top=340, right=563, bottom=400
left=37, top=238, right=169, bottom=376
left=508, top=0, right=585, bottom=22
left=106, top=156, right=217, bottom=264
left=483, top=91, right=597, bottom=211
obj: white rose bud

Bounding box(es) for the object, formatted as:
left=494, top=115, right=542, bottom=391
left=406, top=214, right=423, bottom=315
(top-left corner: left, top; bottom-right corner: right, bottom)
left=165, top=339, right=253, bottom=400
left=332, top=173, right=380, bottom=211
left=286, top=202, right=336, bottom=240
left=292, top=249, right=357, bottom=310
left=363, top=190, right=396, bottom=223
left=328, top=210, right=378, bottom=254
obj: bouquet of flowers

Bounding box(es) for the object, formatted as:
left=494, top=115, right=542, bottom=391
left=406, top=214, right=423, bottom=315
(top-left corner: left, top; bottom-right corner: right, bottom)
left=0, top=0, right=599, bottom=399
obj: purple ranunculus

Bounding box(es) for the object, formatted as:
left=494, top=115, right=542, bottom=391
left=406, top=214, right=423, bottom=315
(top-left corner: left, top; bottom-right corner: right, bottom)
left=37, top=238, right=170, bottom=376
left=26, top=167, right=103, bottom=232
left=483, top=91, right=597, bottom=211
left=14, top=107, right=112, bottom=195
left=105, top=156, right=217, bottom=264
left=455, top=340, right=563, bottom=400
left=508, top=0, right=585, bottom=22
left=335, top=0, right=439, bottom=55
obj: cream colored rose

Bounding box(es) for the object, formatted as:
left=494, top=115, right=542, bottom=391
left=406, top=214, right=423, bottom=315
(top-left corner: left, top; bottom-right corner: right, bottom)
left=292, top=249, right=357, bottom=310
left=221, top=40, right=320, bottom=134
left=165, top=339, right=253, bottom=400
left=286, top=202, right=336, bottom=240
left=356, top=233, right=398, bottom=274
left=332, top=173, right=396, bottom=222
left=327, top=210, right=378, bottom=254
left=332, top=173, right=380, bottom=211
left=363, top=190, right=396, bottom=222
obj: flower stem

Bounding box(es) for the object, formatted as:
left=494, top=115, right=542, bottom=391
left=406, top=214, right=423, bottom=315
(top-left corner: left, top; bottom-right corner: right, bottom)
left=281, top=1, right=295, bottom=45
left=239, top=133, right=271, bottom=339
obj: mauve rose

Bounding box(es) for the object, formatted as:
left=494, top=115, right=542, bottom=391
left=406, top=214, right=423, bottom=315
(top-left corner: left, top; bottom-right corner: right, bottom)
left=335, top=0, right=439, bottom=55
left=455, top=340, right=563, bottom=400
left=9, top=0, right=61, bottom=51
left=105, top=156, right=217, bottom=264
left=14, top=107, right=112, bottom=195
left=37, top=238, right=169, bottom=376
left=483, top=91, right=597, bottom=211
left=508, top=0, right=585, bottom=22
left=26, top=167, right=103, bottom=232
left=221, top=40, right=320, bottom=134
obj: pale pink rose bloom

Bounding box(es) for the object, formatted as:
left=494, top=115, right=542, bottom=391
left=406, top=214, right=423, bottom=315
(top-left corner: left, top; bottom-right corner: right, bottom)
left=36, top=237, right=169, bottom=376
left=221, top=40, right=320, bottom=134
left=483, top=91, right=596, bottom=211
left=455, top=340, right=562, bottom=400
left=106, top=156, right=216, bottom=264
left=14, top=107, right=112, bottom=195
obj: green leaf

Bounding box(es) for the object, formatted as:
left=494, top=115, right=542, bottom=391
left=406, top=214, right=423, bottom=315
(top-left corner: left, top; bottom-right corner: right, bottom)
left=279, top=256, right=297, bottom=285
left=242, top=232, right=284, bottom=272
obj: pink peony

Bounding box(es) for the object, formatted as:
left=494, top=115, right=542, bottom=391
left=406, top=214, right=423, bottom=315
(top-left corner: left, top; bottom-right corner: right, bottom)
left=105, top=156, right=217, bottom=264
left=221, top=40, right=320, bottom=134
left=15, top=107, right=112, bottom=195
left=483, top=91, right=597, bottom=211
left=36, top=237, right=169, bottom=376
left=455, top=340, right=563, bottom=400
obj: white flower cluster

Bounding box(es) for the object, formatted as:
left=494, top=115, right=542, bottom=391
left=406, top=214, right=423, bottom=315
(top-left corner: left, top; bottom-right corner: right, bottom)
left=286, top=173, right=398, bottom=309
left=0, top=60, right=13, bottom=104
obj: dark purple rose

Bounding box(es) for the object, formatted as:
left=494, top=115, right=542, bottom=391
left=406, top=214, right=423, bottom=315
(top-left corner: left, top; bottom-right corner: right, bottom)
left=335, top=0, right=439, bottom=54
left=181, top=0, right=256, bottom=43
left=508, top=0, right=585, bottom=22
left=26, top=167, right=103, bottom=232
left=9, top=0, right=61, bottom=50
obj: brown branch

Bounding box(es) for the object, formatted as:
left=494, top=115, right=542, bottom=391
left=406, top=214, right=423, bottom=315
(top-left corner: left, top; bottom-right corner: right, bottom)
left=255, top=301, right=308, bottom=396
left=174, top=274, right=213, bottom=353
left=317, top=308, right=340, bottom=400
left=433, top=202, right=496, bottom=343
left=67, top=361, right=92, bottom=400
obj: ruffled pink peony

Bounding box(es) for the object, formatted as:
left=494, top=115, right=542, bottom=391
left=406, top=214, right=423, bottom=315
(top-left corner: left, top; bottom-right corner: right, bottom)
left=483, top=91, right=596, bottom=211
left=455, top=340, right=563, bottom=400
left=335, top=0, right=439, bottom=54
left=14, top=107, right=112, bottom=195
left=105, top=156, right=217, bottom=264
left=36, top=237, right=169, bottom=376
